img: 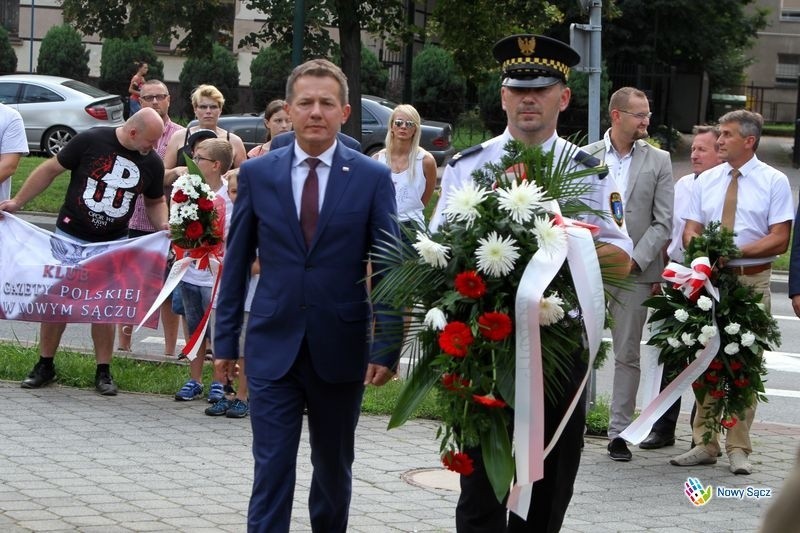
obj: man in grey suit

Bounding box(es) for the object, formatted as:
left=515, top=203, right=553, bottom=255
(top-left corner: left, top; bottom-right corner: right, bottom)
left=583, top=87, right=674, bottom=462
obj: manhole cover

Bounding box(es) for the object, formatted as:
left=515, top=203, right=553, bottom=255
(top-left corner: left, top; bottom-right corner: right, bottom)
left=401, top=468, right=461, bottom=492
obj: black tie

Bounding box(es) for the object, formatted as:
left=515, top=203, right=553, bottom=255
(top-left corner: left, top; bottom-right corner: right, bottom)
left=300, top=158, right=320, bottom=247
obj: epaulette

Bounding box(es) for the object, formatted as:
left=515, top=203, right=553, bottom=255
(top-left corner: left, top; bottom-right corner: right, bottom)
left=573, top=149, right=608, bottom=179
left=448, top=144, right=484, bottom=167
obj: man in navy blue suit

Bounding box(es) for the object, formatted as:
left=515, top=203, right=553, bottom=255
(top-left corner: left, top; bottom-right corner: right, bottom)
left=214, top=59, right=401, bottom=532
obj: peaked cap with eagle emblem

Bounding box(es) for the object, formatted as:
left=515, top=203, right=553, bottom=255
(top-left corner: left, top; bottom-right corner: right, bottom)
left=492, top=34, right=580, bottom=88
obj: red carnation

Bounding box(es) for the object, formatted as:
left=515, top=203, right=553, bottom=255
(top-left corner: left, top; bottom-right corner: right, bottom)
left=734, top=377, right=750, bottom=388
left=438, top=322, right=474, bottom=357
left=710, top=389, right=725, bottom=399
left=197, top=198, right=214, bottom=212
left=709, top=359, right=723, bottom=370
left=705, top=372, right=719, bottom=384
left=172, top=190, right=189, bottom=203
left=454, top=271, right=487, bottom=299
left=729, top=360, right=743, bottom=371
left=185, top=220, right=204, bottom=240
left=721, top=417, right=738, bottom=429
left=442, top=450, right=474, bottom=476
left=442, top=373, right=470, bottom=391
left=477, top=312, right=513, bottom=342
left=472, top=393, right=507, bottom=408
left=691, top=381, right=702, bottom=390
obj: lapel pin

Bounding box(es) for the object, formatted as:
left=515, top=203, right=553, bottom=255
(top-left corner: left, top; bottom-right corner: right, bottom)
left=342, top=166, right=350, bottom=172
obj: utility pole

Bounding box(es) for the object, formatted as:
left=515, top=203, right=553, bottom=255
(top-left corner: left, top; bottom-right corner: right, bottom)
left=292, top=0, right=305, bottom=67
left=570, top=0, right=602, bottom=143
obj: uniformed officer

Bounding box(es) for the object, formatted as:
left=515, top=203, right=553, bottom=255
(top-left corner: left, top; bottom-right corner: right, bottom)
left=430, top=34, right=633, bottom=532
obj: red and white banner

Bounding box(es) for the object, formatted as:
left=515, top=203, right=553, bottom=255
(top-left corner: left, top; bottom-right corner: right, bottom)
left=0, top=213, right=170, bottom=327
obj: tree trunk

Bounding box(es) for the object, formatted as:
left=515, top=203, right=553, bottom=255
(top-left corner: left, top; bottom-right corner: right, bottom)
left=335, top=0, right=362, bottom=142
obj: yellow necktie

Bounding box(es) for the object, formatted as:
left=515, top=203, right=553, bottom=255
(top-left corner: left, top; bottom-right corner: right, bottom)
left=721, top=169, right=741, bottom=230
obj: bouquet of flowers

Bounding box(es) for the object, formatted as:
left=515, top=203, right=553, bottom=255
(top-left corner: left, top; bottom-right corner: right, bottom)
left=371, top=139, right=624, bottom=501
left=168, top=159, right=221, bottom=251
left=644, top=221, right=779, bottom=444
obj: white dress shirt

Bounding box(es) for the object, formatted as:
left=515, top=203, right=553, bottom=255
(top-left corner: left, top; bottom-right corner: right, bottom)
left=291, top=141, right=337, bottom=218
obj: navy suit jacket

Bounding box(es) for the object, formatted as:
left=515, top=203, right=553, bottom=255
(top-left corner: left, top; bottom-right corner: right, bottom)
left=789, top=190, right=800, bottom=297
left=214, top=141, right=401, bottom=383
left=271, top=130, right=362, bottom=153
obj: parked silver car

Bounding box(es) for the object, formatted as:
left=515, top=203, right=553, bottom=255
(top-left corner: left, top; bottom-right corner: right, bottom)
left=0, top=74, right=125, bottom=156
left=192, top=95, right=455, bottom=166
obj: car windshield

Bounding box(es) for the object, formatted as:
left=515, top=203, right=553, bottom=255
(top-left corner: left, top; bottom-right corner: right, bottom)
left=61, top=80, right=109, bottom=97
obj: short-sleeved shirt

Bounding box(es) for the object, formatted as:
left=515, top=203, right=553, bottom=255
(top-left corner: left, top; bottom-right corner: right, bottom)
left=55, top=127, right=164, bottom=242
left=430, top=129, right=633, bottom=255
left=687, top=155, right=793, bottom=266
left=0, top=103, right=29, bottom=201
left=666, top=173, right=698, bottom=263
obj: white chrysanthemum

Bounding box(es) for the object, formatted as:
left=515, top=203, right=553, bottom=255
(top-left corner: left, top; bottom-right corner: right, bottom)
left=186, top=186, right=200, bottom=200
left=179, top=204, right=199, bottom=221
left=724, top=342, right=740, bottom=355
left=698, top=333, right=710, bottom=346
left=475, top=231, right=520, bottom=277
left=495, top=180, right=544, bottom=224
left=701, top=325, right=717, bottom=338
left=724, top=322, right=741, bottom=335
left=531, top=215, right=567, bottom=257
left=412, top=232, right=450, bottom=268
left=539, top=293, right=565, bottom=326
left=168, top=204, right=183, bottom=225
left=696, top=296, right=713, bottom=311
left=667, top=337, right=682, bottom=348
left=443, top=183, right=489, bottom=228
left=681, top=332, right=696, bottom=346
left=740, top=331, right=756, bottom=347
left=173, top=175, right=191, bottom=192
left=674, top=309, right=690, bottom=322
left=189, top=174, right=203, bottom=187
left=423, top=308, right=447, bottom=331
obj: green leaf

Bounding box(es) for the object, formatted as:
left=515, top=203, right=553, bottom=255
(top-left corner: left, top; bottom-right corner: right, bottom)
left=480, top=409, right=515, bottom=503
left=388, top=353, right=441, bottom=429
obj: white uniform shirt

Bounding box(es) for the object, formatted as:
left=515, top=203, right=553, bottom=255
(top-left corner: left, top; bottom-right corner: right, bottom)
left=687, top=155, right=793, bottom=266
left=430, top=129, right=633, bottom=255
left=666, top=173, right=697, bottom=263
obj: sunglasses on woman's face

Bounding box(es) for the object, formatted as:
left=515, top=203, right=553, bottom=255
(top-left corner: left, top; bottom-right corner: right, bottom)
left=393, top=119, right=416, bottom=129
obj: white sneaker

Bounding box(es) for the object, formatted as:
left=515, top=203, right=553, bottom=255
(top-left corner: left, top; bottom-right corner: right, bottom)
left=670, top=446, right=717, bottom=466
left=728, top=450, right=752, bottom=475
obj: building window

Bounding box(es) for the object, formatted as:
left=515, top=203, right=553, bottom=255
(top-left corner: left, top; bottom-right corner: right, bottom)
left=0, top=0, right=20, bottom=37
left=776, top=54, right=800, bottom=85
left=781, top=0, right=800, bottom=21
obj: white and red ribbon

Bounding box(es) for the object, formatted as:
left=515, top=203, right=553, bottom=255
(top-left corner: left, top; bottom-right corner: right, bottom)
left=620, top=258, right=721, bottom=444
left=506, top=214, right=604, bottom=519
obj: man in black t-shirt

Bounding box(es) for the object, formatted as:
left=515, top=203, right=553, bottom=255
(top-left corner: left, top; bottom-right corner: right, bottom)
left=0, top=108, right=167, bottom=395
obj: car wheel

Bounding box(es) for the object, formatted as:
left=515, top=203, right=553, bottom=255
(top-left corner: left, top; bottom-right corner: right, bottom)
left=42, top=126, right=76, bottom=157
left=365, top=145, right=384, bottom=157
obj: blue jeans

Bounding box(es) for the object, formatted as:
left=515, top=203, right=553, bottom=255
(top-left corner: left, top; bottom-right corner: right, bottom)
left=180, top=282, right=212, bottom=339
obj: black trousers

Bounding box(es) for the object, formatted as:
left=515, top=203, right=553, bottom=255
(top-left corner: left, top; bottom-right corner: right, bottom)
left=455, top=359, right=587, bottom=533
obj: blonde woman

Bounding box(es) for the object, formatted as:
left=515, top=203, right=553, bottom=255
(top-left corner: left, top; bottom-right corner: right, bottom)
left=372, top=104, right=437, bottom=236
left=247, top=99, right=292, bottom=158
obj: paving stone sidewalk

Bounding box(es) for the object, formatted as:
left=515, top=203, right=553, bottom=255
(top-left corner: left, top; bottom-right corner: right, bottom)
left=0, top=381, right=797, bottom=532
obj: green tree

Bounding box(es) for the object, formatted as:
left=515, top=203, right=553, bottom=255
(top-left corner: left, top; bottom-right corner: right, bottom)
left=250, top=45, right=293, bottom=111
left=0, top=26, right=16, bottom=74
left=99, top=38, right=164, bottom=98
left=178, top=43, right=240, bottom=117
left=240, top=0, right=410, bottom=140
left=332, top=45, right=389, bottom=96
left=412, top=45, right=466, bottom=122
left=37, top=25, right=90, bottom=81
left=60, top=0, right=234, bottom=58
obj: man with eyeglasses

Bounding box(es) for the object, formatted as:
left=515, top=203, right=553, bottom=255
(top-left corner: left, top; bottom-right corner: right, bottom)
left=583, top=87, right=674, bottom=463
left=116, top=80, right=184, bottom=355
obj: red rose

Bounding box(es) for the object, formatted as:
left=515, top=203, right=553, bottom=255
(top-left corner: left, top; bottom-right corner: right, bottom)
left=472, top=393, right=507, bottom=408
left=442, top=373, right=470, bottom=391
left=442, top=450, right=474, bottom=476
left=710, top=389, right=725, bottom=399
left=729, top=360, right=743, bottom=371
left=454, top=271, right=487, bottom=299
left=477, top=311, right=512, bottom=341
left=709, top=359, right=723, bottom=370
left=438, top=322, right=474, bottom=357
left=172, top=190, right=189, bottom=203
left=721, top=417, right=738, bottom=429
left=197, top=198, right=214, bottom=212
left=705, top=372, right=719, bottom=384
left=734, top=378, right=750, bottom=388
left=185, top=220, right=204, bottom=240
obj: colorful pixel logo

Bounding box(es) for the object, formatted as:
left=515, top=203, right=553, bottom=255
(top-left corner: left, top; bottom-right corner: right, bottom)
left=684, top=477, right=713, bottom=506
